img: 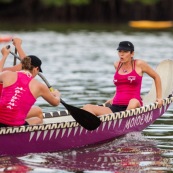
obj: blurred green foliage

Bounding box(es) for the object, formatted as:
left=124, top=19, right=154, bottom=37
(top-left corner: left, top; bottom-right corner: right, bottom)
left=126, top=0, right=160, bottom=5
left=41, top=0, right=90, bottom=6
left=69, top=0, right=90, bottom=5
left=41, top=0, right=65, bottom=6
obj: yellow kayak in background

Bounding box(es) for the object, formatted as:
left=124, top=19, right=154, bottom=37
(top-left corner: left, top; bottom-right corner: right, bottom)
left=129, top=20, right=173, bottom=29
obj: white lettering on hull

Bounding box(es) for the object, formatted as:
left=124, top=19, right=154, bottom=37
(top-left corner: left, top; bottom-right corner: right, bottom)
left=124, top=112, right=153, bottom=130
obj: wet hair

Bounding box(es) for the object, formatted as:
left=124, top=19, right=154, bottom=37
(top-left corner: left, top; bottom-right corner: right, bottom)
left=21, top=56, right=35, bottom=71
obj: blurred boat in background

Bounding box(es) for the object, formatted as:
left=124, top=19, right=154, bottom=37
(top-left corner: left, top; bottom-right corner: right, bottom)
left=0, top=36, right=12, bottom=43
left=129, top=20, right=173, bottom=29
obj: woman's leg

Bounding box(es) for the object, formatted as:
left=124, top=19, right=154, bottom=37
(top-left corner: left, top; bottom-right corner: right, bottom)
left=83, top=104, right=112, bottom=116
left=26, top=106, right=43, bottom=124
left=126, top=98, right=141, bottom=110
left=26, top=117, right=43, bottom=125
left=27, top=106, right=43, bottom=119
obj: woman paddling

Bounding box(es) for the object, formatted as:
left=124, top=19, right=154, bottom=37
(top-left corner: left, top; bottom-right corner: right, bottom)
left=0, top=38, right=44, bottom=123
left=0, top=46, right=60, bottom=127
left=82, top=41, right=163, bottom=116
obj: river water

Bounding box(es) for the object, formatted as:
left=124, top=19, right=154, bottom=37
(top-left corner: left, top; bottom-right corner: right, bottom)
left=0, top=30, right=173, bottom=172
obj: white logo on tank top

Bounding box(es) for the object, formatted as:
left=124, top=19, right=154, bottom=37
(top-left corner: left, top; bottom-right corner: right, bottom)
left=128, top=76, right=136, bottom=83
left=6, top=87, right=25, bottom=109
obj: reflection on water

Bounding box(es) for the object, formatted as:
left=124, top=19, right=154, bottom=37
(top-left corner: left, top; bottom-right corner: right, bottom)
left=0, top=30, right=173, bottom=172
left=1, top=132, right=173, bottom=172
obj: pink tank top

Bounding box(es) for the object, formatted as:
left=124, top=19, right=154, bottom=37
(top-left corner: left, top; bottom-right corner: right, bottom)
left=0, top=72, right=36, bottom=126
left=112, top=60, right=143, bottom=106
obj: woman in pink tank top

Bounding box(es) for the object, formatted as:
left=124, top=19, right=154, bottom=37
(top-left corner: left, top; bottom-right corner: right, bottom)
left=0, top=48, right=61, bottom=127
left=82, top=41, right=163, bottom=116
left=0, top=38, right=45, bottom=124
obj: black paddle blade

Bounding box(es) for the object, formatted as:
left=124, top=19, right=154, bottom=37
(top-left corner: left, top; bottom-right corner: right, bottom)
left=60, top=99, right=101, bottom=131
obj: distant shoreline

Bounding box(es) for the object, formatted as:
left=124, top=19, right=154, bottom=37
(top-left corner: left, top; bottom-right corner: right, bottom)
left=1, top=22, right=173, bottom=32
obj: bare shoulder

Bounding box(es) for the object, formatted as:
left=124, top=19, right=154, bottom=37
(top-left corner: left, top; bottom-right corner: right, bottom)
left=31, top=79, right=46, bottom=89
left=135, top=59, right=154, bottom=73
left=135, top=59, right=150, bottom=68
left=30, top=78, right=49, bottom=97
left=0, top=71, right=17, bottom=83
left=1, top=70, right=14, bottom=77
left=135, top=59, right=147, bottom=66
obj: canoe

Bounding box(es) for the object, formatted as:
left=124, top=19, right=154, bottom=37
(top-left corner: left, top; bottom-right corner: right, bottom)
left=0, top=36, right=12, bottom=43
left=129, top=20, right=173, bottom=29
left=0, top=59, right=173, bottom=156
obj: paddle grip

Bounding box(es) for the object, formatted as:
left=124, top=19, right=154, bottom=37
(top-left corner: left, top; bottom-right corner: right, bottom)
left=6, top=45, right=10, bottom=49
left=49, top=87, right=54, bottom=92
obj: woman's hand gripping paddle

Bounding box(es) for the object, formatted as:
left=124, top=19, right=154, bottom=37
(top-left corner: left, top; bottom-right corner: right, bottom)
left=9, top=49, right=101, bottom=130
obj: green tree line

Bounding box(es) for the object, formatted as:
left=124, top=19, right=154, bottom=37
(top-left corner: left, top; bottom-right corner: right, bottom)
left=0, top=0, right=172, bottom=23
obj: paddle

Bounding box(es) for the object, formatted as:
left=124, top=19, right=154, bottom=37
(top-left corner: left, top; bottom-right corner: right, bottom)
left=13, top=48, right=17, bottom=66
left=9, top=50, right=101, bottom=131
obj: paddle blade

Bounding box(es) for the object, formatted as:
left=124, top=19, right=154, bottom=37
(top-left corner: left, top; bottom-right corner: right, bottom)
left=60, top=100, right=101, bottom=131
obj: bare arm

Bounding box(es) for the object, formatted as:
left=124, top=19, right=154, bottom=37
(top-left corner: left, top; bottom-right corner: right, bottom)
left=32, top=81, right=61, bottom=106
left=12, top=38, right=26, bottom=59
left=137, top=60, right=163, bottom=107
left=2, top=38, right=27, bottom=72
left=41, top=85, right=61, bottom=106
left=0, top=46, right=10, bottom=72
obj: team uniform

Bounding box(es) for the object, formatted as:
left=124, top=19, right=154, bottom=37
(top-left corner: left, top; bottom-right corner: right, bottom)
left=109, top=60, right=143, bottom=112
left=0, top=72, right=36, bottom=127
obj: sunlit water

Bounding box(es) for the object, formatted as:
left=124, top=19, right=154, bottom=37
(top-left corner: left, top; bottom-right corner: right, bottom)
left=0, top=30, right=173, bottom=172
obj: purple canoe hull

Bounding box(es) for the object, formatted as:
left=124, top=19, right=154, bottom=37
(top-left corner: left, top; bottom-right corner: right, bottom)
left=0, top=96, right=172, bottom=156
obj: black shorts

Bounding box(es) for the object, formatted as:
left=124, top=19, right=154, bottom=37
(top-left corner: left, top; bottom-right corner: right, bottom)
left=0, top=121, right=29, bottom=128
left=109, top=104, right=128, bottom=113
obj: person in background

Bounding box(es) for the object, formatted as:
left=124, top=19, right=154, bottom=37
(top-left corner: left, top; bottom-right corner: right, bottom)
left=0, top=38, right=43, bottom=122
left=82, top=41, right=163, bottom=116
left=0, top=46, right=61, bottom=127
